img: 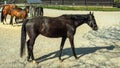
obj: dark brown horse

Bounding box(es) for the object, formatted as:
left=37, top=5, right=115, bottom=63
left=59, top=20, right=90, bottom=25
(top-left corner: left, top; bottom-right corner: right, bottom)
left=20, top=12, right=98, bottom=63
left=1, top=4, right=17, bottom=24
left=30, top=6, right=44, bottom=17
left=35, top=7, right=43, bottom=16
left=10, top=6, right=29, bottom=25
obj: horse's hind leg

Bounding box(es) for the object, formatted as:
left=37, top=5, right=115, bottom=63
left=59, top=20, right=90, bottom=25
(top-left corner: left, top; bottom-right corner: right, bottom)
left=27, top=38, right=35, bottom=61
left=27, top=33, right=38, bottom=62
left=27, top=40, right=30, bottom=61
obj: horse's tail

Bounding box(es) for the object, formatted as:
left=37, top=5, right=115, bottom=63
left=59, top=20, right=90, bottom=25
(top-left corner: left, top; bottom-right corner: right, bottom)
left=1, top=6, right=4, bottom=22
left=20, top=19, right=29, bottom=57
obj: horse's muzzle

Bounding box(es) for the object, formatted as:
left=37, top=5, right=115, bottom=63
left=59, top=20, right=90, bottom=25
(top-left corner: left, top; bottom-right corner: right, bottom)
left=93, top=26, right=98, bottom=31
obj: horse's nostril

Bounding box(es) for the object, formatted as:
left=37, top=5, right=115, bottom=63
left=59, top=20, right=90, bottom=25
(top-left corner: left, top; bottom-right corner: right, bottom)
left=94, top=26, right=98, bottom=31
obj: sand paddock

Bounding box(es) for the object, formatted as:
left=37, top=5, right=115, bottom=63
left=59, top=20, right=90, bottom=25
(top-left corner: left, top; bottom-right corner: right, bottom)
left=0, top=9, right=120, bottom=68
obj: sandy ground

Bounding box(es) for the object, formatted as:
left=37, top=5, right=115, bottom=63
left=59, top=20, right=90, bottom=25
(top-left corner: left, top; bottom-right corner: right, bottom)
left=0, top=9, right=120, bottom=68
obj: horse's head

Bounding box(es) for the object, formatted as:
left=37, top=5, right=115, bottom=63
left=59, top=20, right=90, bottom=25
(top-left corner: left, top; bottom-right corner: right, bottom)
left=87, top=12, right=98, bottom=31
left=25, top=6, right=30, bottom=13
left=63, top=13, right=98, bottom=31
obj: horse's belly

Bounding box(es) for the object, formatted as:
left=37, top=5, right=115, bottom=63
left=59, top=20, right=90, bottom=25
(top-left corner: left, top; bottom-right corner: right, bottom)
left=39, top=22, right=67, bottom=37
left=41, top=29, right=67, bottom=38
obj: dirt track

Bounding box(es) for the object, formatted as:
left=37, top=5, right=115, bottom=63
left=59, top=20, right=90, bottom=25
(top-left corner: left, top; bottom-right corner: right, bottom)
left=0, top=9, right=120, bottom=68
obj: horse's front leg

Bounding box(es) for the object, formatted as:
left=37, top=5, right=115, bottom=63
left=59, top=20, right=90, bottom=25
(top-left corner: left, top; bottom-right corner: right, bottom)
left=59, top=37, right=66, bottom=62
left=10, top=16, right=14, bottom=25
left=15, top=17, right=18, bottom=24
left=3, top=15, right=7, bottom=24
left=23, top=18, right=26, bottom=22
left=68, top=33, right=78, bottom=59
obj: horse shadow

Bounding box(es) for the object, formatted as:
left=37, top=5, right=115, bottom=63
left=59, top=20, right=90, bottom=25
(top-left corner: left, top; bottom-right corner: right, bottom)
left=35, top=45, right=115, bottom=63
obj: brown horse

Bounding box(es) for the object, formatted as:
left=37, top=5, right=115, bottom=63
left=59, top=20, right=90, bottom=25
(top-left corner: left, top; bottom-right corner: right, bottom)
left=10, top=6, right=29, bottom=25
left=1, top=4, right=17, bottom=24
left=20, top=12, right=98, bottom=63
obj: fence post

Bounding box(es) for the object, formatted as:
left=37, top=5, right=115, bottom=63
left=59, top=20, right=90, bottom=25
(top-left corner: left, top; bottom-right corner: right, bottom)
left=61, top=0, right=64, bottom=5
left=85, top=0, right=87, bottom=6
left=50, top=0, right=51, bottom=5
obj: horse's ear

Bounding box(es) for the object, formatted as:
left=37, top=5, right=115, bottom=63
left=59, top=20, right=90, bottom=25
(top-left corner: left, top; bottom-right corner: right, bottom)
left=89, top=11, right=92, bottom=14
left=89, top=11, right=94, bottom=15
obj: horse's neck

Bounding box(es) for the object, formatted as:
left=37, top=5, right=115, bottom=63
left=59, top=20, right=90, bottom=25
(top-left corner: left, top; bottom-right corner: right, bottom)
left=74, top=21, right=84, bottom=28
left=74, top=17, right=87, bottom=27
left=23, top=8, right=28, bottom=12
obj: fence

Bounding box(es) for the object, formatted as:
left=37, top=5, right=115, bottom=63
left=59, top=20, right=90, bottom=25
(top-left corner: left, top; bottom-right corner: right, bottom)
left=0, top=0, right=114, bottom=6
left=41, top=0, right=113, bottom=6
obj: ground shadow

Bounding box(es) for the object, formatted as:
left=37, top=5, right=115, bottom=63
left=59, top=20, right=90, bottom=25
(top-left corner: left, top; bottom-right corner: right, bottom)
left=35, top=45, right=115, bottom=63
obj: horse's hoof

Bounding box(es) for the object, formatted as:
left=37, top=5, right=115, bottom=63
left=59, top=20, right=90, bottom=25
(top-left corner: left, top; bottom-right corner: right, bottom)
left=33, top=60, right=36, bottom=63
left=59, top=59, right=63, bottom=63
left=27, top=59, right=30, bottom=62
left=32, top=60, right=38, bottom=64
left=3, top=23, right=6, bottom=25
left=75, top=57, right=79, bottom=60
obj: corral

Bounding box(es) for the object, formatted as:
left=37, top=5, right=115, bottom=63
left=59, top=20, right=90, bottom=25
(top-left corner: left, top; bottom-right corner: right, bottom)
left=0, top=9, right=120, bottom=68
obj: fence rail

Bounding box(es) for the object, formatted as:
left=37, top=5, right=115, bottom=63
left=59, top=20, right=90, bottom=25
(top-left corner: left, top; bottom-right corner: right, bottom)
left=40, top=0, right=113, bottom=6
left=41, top=1, right=113, bottom=6
left=0, top=0, right=114, bottom=6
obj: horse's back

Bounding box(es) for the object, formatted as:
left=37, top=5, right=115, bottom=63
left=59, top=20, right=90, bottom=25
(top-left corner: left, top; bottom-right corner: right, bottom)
left=11, top=6, right=29, bottom=19
left=3, top=4, right=17, bottom=14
